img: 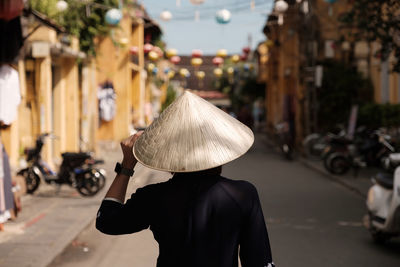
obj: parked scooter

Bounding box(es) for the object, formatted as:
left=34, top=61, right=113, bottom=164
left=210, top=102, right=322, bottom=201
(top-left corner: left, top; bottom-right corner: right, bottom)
left=17, top=133, right=106, bottom=197
left=365, top=153, right=400, bottom=243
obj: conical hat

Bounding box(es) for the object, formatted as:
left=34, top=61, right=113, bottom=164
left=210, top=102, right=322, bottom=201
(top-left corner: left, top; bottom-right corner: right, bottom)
left=133, top=90, right=254, bottom=172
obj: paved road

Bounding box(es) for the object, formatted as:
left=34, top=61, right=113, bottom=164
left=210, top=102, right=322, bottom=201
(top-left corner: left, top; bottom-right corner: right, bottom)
left=49, top=136, right=400, bottom=267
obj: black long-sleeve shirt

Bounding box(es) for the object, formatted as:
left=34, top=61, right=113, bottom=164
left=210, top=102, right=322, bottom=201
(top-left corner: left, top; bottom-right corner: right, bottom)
left=96, top=173, right=274, bottom=267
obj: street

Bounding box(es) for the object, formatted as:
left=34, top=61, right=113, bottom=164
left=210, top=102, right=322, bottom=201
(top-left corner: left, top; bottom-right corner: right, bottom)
left=48, top=135, right=400, bottom=267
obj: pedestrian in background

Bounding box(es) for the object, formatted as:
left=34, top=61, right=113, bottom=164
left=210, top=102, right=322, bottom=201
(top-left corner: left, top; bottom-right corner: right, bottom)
left=96, top=91, right=274, bottom=267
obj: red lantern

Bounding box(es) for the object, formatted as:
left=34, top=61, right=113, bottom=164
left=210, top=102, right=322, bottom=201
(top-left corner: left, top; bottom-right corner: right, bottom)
left=192, top=49, right=203, bottom=58
left=144, top=43, right=153, bottom=54
left=170, top=55, right=181, bottom=64
left=0, top=0, right=24, bottom=21
left=242, top=46, right=250, bottom=54
left=212, top=57, right=224, bottom=66
left=129, top=46, right=139, bottom=55
left=240, top=54, right=248, bottom=61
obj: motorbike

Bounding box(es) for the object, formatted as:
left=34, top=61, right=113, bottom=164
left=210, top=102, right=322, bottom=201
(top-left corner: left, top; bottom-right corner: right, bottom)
left=365, top=153, right=400, bottom=243
left=17, top=133, right=106, bottom=197
left=324, top=130, right=394, bottom=175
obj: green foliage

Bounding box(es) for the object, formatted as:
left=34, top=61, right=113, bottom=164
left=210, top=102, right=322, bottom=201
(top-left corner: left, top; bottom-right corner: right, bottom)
left=317, top=61, right=374, bottom=130
left=341, top=0, right=400, bottom=72
left=358, top=103, right=400, bottom=128
left=30, top=0, right=119, bottom=57
left=161, top=85, right=177, bottom=112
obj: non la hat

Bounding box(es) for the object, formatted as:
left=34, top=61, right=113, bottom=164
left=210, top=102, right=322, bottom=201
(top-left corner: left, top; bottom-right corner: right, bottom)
left=133, top=90, right=254, bottom=172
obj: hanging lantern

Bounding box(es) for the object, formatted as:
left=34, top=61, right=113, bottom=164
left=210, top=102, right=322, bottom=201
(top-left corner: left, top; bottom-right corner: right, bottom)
left=227, top=67, right=235, bottom=75
left=191, top=49, right=203, bottom=58
left=179, top=68, right=190, bottom=78
left=168, top=70, right=176, bottom=79
left=190, top=0, right=205, bottom=5
left=129, top=46, right=139, bottom=55
left=147, top=63, right=155, bottom=72
left=148, top=51, right=159, bottom=61
left=152, top=67, right=158, bottom=75
left=213, top=68, right=223, bottom=77
left=212, top=57, right=224, bottom=66
left=191, top=58, right=203, bottom=67
left=119, top=37, right=129, bottom=46
left=324, top=0, right=337, bottom=3
left=243, top=63, right=250, bottom=71
left=56, top=0, right=68, bottom=12
left=153, top=46, right=164, bottom=58
left=170, top=55, right=181, bottom=64
left=164, top=67, right=170, bottom=74
left=0, top=0, right=24, bottom=21
left=231, top=54, right=240, bottom=63
left=166, top=48, right=178, bottom=58
left=215, top=9, right=231, bottom=24
left=240, top=54, right=248, bottom=61
left=144, top=43, right=153, bottom=54
left=242, top=47, right=251, bottom=54
left=160, top=10, right=172, bottom=21
left=196, top=71, right=205, bottom=80
left=105, top=8, right=123, bottom=26
left=266, top=40, right=274, bottom=47
left=216, top=49, right=228, bottom=58
left=275, top=0, right=288, bottom=25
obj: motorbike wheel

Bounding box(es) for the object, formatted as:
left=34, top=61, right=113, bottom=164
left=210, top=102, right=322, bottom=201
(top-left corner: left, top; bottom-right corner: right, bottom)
left=329, top=155, right=351, bottom=175
left=19, top=168, right=40, bottom=194
left=76, top=170, right=105, bottom=197
left=323, top=152, right=334, bottom=172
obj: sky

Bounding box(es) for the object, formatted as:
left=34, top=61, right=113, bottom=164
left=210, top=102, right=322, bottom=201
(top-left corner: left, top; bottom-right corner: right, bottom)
left=141, top=0, right=274, bottom=55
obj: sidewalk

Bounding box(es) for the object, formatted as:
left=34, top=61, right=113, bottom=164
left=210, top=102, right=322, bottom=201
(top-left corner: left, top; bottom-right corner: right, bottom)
left=0, top=142, right=148, bottom=267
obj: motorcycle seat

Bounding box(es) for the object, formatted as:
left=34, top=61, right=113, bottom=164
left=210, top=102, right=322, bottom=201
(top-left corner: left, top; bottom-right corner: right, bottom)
left=61, top=152, right=90, bottom=159
left=375, top=172, right=394, bottom=189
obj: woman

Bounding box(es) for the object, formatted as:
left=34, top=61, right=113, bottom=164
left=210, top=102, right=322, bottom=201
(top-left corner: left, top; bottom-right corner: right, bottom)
left=96, top=91, right=274, bottom=267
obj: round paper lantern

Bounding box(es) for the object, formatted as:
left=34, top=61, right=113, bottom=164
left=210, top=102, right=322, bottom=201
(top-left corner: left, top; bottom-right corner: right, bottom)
left=242, top=47, right=251, bottom=54
left=168, top=70, right=176, bottom=79
left=148, top=51, right=159, bottom=61
left=190, top=0, right=205, bottom=5
left=196, top=71, right=205, bottom=79
left=170, top=55, right=181, bottom=64
left=129, top=46, right=139, bottom=55
left=191, top=58, right=203, bottom=67
left=231, top=54, right=240, bottom=63
left=153, top=46, right=164, bottom=57
left=105, top=8, right=123, bottom=26
left=216, top=9, right=231, bottom=24
left=243, top=63, right=250, bottom=71
left=179, top=68, right=189, bottom=78
left=265, top=40, right=274, bottom=47
left=166, top=48, right=178, bottom=58
left=216, top=49, right=228, bottom=58
left=227, top=67, right=235, bottom=75
left=240, top=54, right=248, bottom=61
left=56, top=0, right=68, bottom=12
left=119, top=37, right=129, bottom=46
left=275, top=0, right=289, bottom=13
left=324, top=0, right=337, bottom=3
left=144, top=43, right=153, bottom=54
left=160, top=10, right=172, bottom=21
left=147, top=63, right=155, bottom=72
left=152, top=67, right=158, bottom=75
left=214, top=68, right=223, bottom=77
left=212, top=57, right=224, bottom=66
left=164, top=67, right=170, bottom=74
left=192, top=49, right=203, bottom=58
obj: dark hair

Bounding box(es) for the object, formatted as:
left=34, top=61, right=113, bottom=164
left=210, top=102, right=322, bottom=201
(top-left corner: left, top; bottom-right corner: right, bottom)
left=173, top=166, right=222, bottom=177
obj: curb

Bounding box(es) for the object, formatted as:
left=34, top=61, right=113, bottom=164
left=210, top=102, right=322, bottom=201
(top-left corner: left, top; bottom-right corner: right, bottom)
left=297, top=157, right=367, bottom=199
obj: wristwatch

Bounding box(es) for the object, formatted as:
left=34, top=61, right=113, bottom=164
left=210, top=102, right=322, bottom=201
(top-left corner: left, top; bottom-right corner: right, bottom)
left=114, top=162, right=134, bottom=177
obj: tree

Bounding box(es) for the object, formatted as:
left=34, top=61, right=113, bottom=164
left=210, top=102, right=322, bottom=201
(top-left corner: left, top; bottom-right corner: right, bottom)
left=341, top=0, right=400, bottom=72
left=30, top=0, right=119, bottom=56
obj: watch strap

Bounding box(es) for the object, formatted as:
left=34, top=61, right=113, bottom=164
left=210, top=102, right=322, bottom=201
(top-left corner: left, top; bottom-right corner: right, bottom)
left=115, top=162, right=134, bottom=177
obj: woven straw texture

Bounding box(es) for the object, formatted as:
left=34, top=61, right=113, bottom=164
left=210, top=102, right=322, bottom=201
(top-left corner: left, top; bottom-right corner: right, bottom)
left=133, top=90, right=254, bottom=172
